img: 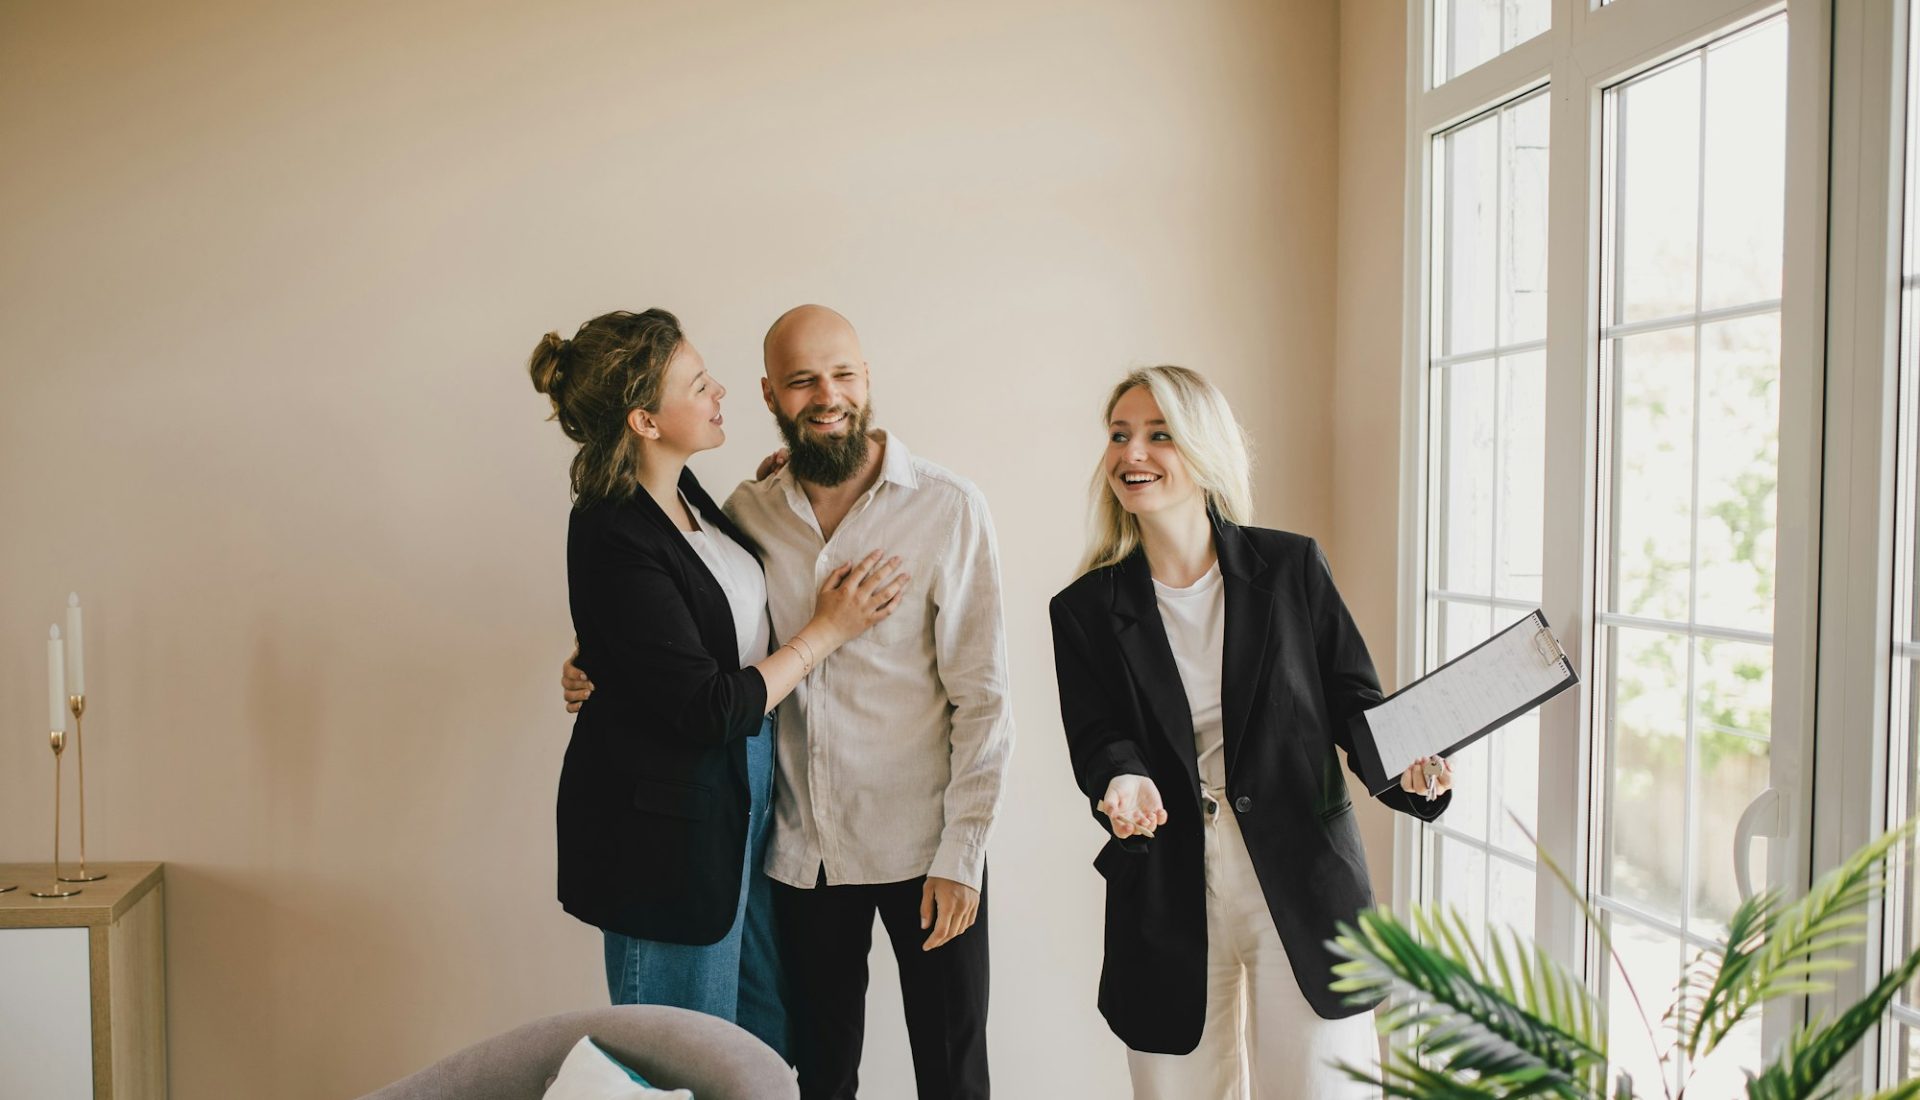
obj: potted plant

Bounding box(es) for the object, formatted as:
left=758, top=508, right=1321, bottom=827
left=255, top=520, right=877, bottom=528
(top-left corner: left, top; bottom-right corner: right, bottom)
left=1329, top=820, right=1920, bottom=1099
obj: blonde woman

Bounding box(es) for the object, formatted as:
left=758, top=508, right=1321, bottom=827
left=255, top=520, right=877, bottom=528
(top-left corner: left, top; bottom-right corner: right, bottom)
left=1048, top=365, right=1454, bottom=1098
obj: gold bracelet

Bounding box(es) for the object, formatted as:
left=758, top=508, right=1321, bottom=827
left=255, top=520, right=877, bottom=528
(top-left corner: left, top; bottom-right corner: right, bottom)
left=789, top=633, right=818, bottom=669
left=781, top=640, right=813, bottom=675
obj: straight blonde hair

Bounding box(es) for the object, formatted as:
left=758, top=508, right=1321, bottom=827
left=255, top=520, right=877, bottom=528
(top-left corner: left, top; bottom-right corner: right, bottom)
left=1078, top=365, right=1254, bottom=575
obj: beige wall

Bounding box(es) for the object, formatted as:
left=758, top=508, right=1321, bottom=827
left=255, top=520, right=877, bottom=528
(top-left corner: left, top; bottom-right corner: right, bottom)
left=1334, top=0, right=1414, bottom=891
left=0, top=1, right=1346, bottom=1095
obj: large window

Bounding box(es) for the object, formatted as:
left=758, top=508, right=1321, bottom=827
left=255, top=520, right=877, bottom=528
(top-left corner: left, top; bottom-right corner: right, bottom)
left=1401, top=0, right=1920, bottom=1092
left=1403, top=0, right=1824, bottom=1089
left=1591, top=19, right=1788, bottom=1091
left=1886, top=1, right=1920, bottom=1081
left=1420, top=87, right=1550, bottom=960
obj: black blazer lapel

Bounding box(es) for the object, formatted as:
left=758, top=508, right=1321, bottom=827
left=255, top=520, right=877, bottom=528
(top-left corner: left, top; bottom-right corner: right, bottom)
left=662, top=469, right=754, bottom=788
left=1215, top=515, right=1275, bottom=782
left=1109, top=550, right=1203, bottom=798
left=682, top=467, right=765, bottom=563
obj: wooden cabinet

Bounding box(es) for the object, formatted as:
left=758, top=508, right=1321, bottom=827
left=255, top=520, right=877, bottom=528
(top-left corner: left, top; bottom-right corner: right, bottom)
left=0, top=863, right=166, bottom=1100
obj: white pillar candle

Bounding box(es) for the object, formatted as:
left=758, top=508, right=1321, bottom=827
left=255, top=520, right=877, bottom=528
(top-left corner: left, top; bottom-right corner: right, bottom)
left=65, top=593, right=84, bottom=697
left=48, top=625, right=67, bottom=732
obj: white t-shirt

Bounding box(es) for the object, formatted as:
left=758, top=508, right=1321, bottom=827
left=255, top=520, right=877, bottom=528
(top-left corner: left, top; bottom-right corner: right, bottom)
left=1154, top=563, right=1227, bottom=790
left=680, top=496, right=772, bottom=668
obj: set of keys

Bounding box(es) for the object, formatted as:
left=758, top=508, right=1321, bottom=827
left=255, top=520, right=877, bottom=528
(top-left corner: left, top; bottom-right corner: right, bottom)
left=1096, top=799, right=1156, bottom=838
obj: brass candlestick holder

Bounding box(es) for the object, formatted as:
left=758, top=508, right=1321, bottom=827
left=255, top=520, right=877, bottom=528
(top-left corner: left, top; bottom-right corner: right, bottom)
left=57, top=694, right=103, bottom=883
left=31, top=729, right=81, bottom=899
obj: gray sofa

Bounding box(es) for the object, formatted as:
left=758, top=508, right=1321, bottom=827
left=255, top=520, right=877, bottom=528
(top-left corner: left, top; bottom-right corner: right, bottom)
left=358, top=1005, right=798, bottom=1100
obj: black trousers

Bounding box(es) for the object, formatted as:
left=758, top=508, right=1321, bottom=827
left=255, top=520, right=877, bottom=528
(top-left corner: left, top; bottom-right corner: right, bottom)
left=772, top=868, right=990, bottom=1100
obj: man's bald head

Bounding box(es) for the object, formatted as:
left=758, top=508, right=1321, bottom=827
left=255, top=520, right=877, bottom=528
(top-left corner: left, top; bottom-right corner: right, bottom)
left=763, top=304, right=862, bottom=377
left=760, top=304, right=876, bottom=486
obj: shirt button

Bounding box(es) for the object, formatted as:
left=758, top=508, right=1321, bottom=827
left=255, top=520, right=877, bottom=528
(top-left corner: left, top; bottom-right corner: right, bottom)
left=1234, top=796, right=1252, bottom=814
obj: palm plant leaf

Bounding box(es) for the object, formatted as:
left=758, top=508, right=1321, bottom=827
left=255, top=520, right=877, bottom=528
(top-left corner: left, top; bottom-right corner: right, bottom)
left=1666, top=887, right=1779, bottom=1058
left=1694, top=818, right=1917, bottom=1060
left=1422, top=907, right=1603, bottom=1061
left=1744, top=946, right=1920, bottom=1100
left=1509, top=825, right=1686, bottom=1099
left=1338, top=1052, right=1492, bottom=1099
left=1331, top=907, right=1606, bottom=1095
left=1339, top=1048, right=1545, bottom=1099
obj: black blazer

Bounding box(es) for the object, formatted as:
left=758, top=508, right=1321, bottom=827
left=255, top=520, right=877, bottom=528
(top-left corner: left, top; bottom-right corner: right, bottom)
left=558, top=468, right=771, bottom=945
left=1049, top=516, right=1449, bottom=1054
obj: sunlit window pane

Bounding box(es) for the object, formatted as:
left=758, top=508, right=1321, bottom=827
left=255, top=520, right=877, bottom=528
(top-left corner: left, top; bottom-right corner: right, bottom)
left=1442, top=114, right=1500, bottom=357
left=1435, top=360, right=1497, bottom=595
left=1434, top=0, right=1551, bottom=84
left=1616, top=60, right=1703, bottom=324
left=1701, top=27, right=1788, bottom=311
left=1603, top=625, right=1690, bottom=921
left=1695, top=316, right=1780, bottom=635
left=1595, top=17, right=1786, bottom=1085
left=1608, top=328, right=1695, bottom=624
left=1421, top=88, right=1551, bottom=952
left=1497, top=353, right=1546, bottom=601
left=1503, top=94, right=1551, bottom=345
left=1603, top=914, right=1685, bottom=1095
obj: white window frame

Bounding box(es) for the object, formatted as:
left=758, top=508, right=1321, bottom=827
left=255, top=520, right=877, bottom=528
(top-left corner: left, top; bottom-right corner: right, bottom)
left=1395, top=0, right=1833, bottom=1069
left=1815, top=0, right=1913, bottom=1084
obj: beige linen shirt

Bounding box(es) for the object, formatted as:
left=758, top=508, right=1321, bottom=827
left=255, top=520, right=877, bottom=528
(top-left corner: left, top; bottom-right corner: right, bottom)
left=724, top=431, right=1013, bottom=890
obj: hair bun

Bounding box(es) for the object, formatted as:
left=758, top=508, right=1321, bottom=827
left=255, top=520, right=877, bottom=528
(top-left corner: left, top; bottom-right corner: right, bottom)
left=529, top=331, right=569, bottom=397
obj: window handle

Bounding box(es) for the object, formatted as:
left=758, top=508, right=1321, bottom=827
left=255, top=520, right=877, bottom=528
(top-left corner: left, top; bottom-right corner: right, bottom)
left=1733, top=787, right=1781, bottom=901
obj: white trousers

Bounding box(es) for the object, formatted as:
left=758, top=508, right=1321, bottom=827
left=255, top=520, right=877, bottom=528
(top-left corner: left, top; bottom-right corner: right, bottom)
left=1127, top=795, right=1381, bottom=1100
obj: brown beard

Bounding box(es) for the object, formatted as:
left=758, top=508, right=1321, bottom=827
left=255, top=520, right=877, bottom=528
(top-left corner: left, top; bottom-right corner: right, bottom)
left=775, top=401, right=876, bottom=487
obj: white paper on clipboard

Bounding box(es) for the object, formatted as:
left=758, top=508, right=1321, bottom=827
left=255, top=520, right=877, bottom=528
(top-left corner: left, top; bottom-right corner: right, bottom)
left=1353, top=609, right=1577, bottom=795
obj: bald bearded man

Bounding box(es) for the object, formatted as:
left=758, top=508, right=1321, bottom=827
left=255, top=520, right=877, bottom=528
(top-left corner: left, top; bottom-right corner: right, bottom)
left=566, top=306, right=1012, bottom=1098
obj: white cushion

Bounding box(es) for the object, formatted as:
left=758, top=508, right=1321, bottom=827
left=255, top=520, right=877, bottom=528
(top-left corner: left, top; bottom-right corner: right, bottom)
left=541, top=1035, right=693, bottom=1100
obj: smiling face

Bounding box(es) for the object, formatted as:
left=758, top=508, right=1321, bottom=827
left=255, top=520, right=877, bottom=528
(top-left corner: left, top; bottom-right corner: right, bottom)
left=631, top=340, right=728, bottom=457
left=1104, top=384, right=1203, bottom=520
left=762, top=305, right=875, bottom=486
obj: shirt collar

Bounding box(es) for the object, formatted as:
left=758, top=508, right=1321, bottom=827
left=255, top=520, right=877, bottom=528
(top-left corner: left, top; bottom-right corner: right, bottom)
left=771, top=428, right=918, bottom=497
left=872, top=429, right=918, bottom=491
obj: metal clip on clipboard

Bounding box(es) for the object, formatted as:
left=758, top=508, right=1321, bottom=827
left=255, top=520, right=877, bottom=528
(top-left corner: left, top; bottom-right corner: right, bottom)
left=1353, top=609, right=1579, bottom=795
left=1533, top=626, right=1566, bottom=668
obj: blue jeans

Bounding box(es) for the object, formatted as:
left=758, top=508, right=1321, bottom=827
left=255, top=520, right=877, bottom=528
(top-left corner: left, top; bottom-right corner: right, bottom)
left=604, top=717, right=787, bottom=1058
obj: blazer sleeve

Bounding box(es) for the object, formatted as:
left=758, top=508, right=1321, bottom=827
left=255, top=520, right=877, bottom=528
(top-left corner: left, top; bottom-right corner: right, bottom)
left=1301, top=537, right=1449, bottom=822
left=587, top=518, right=769, bottom=748
left=1050, top=593, right=1152, bottom=837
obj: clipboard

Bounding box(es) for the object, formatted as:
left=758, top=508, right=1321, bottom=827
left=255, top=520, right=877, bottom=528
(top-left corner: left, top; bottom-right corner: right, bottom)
left=1353, top=609, right=1578, bottom=796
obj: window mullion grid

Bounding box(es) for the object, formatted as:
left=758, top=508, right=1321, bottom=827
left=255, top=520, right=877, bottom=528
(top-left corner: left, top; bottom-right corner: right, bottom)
left=1602, top=298, right=1783, bottom=340
left=1485, top=104, right=1513, bottom=952
left=1891, top=31, right=1920, bottom=1065
left=1433, top=120, right=1457, bottom=675
left=1432, top=588, right=1544, bottom=611
left=1593, top=893, right=1727, bottom=956
left=1430, top=120, right=1453, bottom=656
left=1413, top=3, right=1561, bottom=983
left=1891, top=654, right=1917, bottom=1053
left=1427, top=820, right=1542, bottom=869
left=1592, top=78, right=1625, bottom=1001
left=1435, top=337, right=1548, bottom=367
left=1595, top=609, right=1772, bottom=647
left=1669, top=50, right=1715, bottom=1088
left=1443, top=130, right=1459, bottom=363
left=1889, top=41, right=1920, bottom=1059
left=1893, top=999, right=1920, bottom=1032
